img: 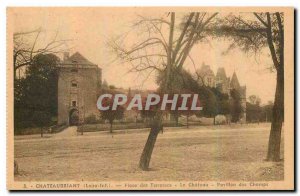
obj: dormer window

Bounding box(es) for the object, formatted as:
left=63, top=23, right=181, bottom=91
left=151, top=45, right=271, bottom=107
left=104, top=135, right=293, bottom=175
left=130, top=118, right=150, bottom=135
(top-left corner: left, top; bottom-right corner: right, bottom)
left=71, top=81, right=78, bottom=87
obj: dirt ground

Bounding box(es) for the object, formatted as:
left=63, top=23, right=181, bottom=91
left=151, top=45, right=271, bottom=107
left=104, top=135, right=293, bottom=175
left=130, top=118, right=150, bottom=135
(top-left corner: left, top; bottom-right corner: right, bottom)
left=14, top=123, right=284, bottom=181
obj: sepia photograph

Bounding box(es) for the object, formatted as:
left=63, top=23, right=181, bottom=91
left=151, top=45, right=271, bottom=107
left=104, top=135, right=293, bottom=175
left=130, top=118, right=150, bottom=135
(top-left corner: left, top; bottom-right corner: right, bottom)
left=6, top=7, right=294, bottom=190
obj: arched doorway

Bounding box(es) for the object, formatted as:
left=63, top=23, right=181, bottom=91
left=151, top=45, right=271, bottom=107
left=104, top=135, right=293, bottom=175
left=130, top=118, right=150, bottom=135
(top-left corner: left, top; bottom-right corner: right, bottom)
left=69, top=108, right=79, bottom=126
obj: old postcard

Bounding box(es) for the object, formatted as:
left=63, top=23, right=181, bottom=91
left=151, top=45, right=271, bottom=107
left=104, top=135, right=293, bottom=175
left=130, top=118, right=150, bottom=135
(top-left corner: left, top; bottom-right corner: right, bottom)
left=7, top=7, right=294, bottom=190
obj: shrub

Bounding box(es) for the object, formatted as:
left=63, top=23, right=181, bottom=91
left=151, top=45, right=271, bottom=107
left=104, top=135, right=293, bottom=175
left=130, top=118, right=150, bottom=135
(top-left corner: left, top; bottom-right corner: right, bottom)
left=84, top=114, right=98, bottom=124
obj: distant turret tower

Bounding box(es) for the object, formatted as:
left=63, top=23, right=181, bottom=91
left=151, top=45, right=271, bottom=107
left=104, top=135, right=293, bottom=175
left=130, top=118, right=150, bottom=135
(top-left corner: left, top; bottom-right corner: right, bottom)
left=197, top=65, right=247, bottom=123
left=230, top=71, right=247, bottom=123
left=196, top=62, right=216, bottom=88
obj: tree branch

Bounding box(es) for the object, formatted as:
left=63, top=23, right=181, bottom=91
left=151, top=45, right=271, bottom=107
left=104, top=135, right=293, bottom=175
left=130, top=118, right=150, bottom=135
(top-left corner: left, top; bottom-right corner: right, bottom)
left=266, top=12, right=280, bottom=70
left=254, top=13, right=268, bottom=27
left=275, top=12, right=284, bottom=68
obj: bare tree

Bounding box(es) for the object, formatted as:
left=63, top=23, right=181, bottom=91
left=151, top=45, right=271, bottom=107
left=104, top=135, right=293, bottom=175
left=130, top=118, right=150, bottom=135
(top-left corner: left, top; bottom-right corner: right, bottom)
left=13, top=28, right=72, bottom=80
left=209, top=12, right=284, bottom=161
left=109, top=12, right=217, bottom=170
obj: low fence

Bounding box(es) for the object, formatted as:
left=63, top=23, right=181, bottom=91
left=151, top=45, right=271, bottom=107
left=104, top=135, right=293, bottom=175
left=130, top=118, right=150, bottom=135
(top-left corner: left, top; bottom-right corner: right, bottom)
left=77, top=121, right=186, bottom=133
left=14, top=124, right=68, bottom=135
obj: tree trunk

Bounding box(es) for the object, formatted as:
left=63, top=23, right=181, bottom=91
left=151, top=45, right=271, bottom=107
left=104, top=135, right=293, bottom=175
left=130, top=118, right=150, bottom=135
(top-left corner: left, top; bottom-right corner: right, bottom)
left=176, top=115, right=179, bottom=126
left=267, top=68, right=284, bottom=161
left=110, top=122, right=113, bottom=133
left=139, top=115, right=162, bottom=170
left=135, top=116, right=138, bottom=127
left=213, top=116, right=216, bottom=125
left=138, top=12, right=175, bottom=171
left=40, top=127, right=43, bottom=137
left=186, top=115, right=189, bottom=128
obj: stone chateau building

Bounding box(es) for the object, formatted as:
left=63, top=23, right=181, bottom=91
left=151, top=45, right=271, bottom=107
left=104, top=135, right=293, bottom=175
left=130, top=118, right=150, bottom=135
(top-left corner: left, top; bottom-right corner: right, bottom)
left=196, top=63, right=247, bottom=123
left=57, top=54, right=246, bottom=125
left=57, top=52, right=102, bottom=125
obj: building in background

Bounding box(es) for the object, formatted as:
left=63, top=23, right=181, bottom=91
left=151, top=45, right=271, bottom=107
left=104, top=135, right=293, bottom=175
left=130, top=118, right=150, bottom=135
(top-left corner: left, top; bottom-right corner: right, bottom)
left=196, top=63, right=216, bottom=88
left=57, top=52, right=102, bottom=125
left=196, top=63, right=247, bottom=123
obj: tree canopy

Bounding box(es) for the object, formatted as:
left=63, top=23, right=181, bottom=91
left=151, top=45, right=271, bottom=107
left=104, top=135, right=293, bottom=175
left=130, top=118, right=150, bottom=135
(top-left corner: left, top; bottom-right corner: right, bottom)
left=14, top=53, right=60, bottom=131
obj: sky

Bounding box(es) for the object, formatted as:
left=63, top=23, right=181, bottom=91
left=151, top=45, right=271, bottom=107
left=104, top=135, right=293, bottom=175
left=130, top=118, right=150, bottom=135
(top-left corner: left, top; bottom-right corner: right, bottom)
left=10, top=7, right=276, bottom=104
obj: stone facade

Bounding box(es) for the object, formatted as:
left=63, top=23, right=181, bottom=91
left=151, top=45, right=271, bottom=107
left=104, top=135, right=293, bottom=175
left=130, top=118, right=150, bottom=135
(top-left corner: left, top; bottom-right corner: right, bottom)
left=57, top=52, right=102, bottom=125
left=215, top=67, right=231, bottom=95
left=196, top=63, right=216, bottom=88
left=196, top=63, right=247, bottom=123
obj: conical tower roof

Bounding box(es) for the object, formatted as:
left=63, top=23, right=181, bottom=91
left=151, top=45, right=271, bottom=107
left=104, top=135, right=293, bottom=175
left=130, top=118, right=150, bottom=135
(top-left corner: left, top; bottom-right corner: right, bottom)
left=216, top=67, right=227, bottom=80
left=230, top=71, right=240, bottom=89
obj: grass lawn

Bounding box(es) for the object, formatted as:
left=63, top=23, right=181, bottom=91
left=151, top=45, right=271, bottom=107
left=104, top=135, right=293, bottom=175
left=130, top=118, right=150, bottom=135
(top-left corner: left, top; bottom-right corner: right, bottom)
left=14, top=123, right=283, bottom=181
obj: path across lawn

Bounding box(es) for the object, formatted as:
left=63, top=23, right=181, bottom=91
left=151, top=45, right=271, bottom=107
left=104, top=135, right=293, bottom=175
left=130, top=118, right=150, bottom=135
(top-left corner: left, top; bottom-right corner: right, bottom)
left=53, top=126, right=78, bottom=138
left=14, top=123, right=284, bottom=181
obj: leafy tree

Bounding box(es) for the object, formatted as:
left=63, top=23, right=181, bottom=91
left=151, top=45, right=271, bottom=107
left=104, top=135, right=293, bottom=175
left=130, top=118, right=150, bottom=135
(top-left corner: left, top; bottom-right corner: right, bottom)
left=158, top=69, right=204, bottom=127
left=32, top=111, right=51, bottom=137
left=164, top=69, right=231, bottom=126
left=99, top=89, right=125, bottom=133
left=109, top=85, right=116, bottom=89
left=14, top=53, right=60, bottom=132
left=246, top=102, right=262, bottom=123
left=260, top=102, right=274, bottom=122
left=249, top=95, right=261, bottom=105
left=209, top=12, right=284, bottom=161
left=230, top=89, right=243, bottom=122
left=247, top=95, right=262, bottom=123
left=140, top=107, right=156, bottom=122
left=101, top=106, right=125, bottom=133
left=85, top=114, right=98, bottom=124
left=199, top=88, right=218, bottom=119
left=211, top=87, right=230, bottom=123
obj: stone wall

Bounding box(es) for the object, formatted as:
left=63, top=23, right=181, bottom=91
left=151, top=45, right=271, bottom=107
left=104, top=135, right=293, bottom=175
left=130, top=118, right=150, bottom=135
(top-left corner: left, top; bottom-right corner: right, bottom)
left=58, top=66, right=101, bottom=125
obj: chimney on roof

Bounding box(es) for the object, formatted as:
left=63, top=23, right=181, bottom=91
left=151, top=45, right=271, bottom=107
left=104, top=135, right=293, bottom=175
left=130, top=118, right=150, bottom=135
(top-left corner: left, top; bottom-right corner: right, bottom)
left=63, top=52, right=69, bottom=61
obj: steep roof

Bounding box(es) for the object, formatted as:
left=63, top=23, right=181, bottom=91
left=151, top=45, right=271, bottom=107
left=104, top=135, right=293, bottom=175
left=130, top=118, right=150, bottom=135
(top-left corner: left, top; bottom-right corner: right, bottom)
left=197, top=63, right=215, bottom=77
left=62, top=52, right=96, bottom=65
left=216, top=67, right=227, bottom=81
left=230, top=71, right=240, bottom=89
